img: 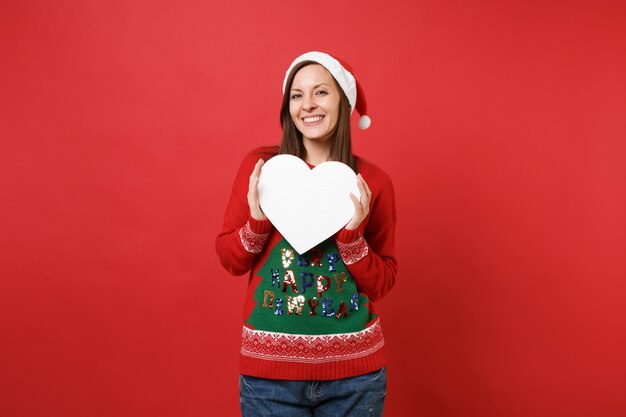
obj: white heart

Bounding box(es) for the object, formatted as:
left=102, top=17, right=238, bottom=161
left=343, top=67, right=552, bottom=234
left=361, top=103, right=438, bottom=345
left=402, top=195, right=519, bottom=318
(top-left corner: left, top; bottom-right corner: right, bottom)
left=258, top=155, right=360, bottom=254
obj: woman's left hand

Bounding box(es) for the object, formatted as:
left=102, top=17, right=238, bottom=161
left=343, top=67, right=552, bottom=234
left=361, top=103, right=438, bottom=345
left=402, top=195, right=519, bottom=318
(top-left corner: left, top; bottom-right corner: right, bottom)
left=345, top=174, right=372, bottom=230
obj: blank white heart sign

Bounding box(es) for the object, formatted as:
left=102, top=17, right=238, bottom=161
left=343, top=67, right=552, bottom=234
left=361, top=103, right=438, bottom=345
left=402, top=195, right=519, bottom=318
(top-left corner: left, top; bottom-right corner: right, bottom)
left=258, top=155, right=360, bottom=254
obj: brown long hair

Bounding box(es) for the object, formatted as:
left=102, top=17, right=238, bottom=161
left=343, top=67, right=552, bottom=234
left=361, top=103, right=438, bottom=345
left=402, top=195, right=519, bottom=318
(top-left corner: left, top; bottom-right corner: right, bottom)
left=279, top=61, right=358, bottom=173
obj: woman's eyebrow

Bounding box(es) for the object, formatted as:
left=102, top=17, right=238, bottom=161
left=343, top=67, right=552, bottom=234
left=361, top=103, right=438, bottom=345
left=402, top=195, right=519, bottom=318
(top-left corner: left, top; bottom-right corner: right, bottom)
left=290, top=83, right=331, bottom=92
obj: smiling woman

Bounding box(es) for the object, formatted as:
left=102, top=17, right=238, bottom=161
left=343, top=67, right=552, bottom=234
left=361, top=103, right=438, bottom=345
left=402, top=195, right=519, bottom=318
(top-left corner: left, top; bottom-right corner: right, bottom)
left=215, top=51, right=397, bottom=417
left=278, top=52, right=371, bottom=173
left=289, top=65, right=342, bottom=147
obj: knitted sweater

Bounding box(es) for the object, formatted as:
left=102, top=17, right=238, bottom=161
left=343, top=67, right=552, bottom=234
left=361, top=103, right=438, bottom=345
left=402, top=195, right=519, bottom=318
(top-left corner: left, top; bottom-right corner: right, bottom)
left=216, top=146, right=397, bottom=381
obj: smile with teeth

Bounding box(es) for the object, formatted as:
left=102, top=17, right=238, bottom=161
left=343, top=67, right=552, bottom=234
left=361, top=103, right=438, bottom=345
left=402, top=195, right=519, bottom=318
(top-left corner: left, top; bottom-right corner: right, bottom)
left=302, top=115, right=325, bottom=125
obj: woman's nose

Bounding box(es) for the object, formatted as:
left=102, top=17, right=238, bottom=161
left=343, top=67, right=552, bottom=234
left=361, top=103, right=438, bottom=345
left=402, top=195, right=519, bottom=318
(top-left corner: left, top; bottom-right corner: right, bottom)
left=302, top=94, right=317, bottom=111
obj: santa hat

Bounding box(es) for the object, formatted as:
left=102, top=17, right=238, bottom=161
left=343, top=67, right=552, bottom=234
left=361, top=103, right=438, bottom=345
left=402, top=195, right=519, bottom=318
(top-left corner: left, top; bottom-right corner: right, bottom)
left=282, top=51, right=371, bottom=130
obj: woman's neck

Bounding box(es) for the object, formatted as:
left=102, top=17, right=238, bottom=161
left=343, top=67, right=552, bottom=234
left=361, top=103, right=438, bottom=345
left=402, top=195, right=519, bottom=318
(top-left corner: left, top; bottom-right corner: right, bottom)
left=303, top=137, right=331, bottom=166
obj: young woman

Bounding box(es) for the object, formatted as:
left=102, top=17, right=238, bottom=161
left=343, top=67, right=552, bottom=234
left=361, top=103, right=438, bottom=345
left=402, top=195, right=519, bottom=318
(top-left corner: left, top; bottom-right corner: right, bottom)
left=216, top=51, right=397, bottom=417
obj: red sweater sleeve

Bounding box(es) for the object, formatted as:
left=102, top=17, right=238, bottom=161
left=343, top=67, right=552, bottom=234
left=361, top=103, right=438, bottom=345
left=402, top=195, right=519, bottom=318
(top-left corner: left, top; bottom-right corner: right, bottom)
left=335, top=167, right=397, bottom=301
left=215, top=149, right=274, bottom=276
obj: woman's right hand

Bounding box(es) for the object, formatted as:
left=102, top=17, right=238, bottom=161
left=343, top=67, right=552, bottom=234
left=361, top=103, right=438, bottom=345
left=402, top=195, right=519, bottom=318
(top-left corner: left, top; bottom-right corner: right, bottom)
left=247, top=158, right=266, bottom=220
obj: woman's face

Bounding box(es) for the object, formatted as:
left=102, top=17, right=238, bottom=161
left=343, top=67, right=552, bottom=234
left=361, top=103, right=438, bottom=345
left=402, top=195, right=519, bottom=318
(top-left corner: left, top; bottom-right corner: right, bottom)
left=289, top=64, right=341, bottom=143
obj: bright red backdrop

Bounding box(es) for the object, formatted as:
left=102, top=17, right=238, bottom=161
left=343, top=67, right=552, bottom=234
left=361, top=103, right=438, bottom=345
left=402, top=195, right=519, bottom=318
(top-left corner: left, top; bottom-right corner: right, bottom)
left=1, top=1, right=625, bottom=416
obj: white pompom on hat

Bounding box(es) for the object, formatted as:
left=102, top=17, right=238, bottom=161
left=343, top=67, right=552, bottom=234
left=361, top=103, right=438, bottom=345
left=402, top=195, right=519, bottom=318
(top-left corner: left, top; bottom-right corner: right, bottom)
left=283, top=51, right=371, bottom=130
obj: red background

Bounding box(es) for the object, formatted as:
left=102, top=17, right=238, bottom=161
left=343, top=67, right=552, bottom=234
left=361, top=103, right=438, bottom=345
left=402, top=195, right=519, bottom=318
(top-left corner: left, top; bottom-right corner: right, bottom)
left=1, top=1, right=625, bottom=416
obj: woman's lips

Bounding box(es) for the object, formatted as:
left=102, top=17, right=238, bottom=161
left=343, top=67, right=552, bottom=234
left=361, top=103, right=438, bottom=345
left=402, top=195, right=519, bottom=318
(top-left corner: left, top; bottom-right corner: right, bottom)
left=302, top=115, right=325, bottom=126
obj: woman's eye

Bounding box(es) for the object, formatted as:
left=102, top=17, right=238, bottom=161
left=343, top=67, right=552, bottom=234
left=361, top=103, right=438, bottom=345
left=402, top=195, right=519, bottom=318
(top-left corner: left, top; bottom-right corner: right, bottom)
left=291, top=93, right=302, bottom=99
left=316, top=90, right=328, bottom=96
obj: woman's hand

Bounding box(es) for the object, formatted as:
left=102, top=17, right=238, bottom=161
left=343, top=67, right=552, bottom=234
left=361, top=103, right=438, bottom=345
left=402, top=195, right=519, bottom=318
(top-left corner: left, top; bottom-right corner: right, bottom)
left=345, top=173, right=372, bottom=230
left=248, top=159, right=266, bottom=220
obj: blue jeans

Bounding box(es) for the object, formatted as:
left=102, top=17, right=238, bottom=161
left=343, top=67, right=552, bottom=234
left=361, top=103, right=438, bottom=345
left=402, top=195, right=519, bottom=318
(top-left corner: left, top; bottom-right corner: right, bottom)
left=239, top=368, right=387, bottom=417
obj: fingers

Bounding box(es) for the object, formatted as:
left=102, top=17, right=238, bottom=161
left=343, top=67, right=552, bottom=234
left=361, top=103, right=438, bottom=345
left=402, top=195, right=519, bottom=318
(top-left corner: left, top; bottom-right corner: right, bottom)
left=249, top=159, right=264, bottom=184
left=357, top=173, right=372, bottom=201
left=250, top=176, right=259, bottom=194
left=249, top=159, right=265, bottom=195
left=349, top=192, right=360, bottom=207
left=349, top=192, right=363, bottom=218
left=248, top=159, right=265, bottom=219
left=348, top=174, right=371, bottom=230
left=356, top=175, right=366, bottom=202
left=255, top=158, right=265, bottom=173
left=346, top=192, right=362, bottom=230
left=356, top=174, right=371, bottom=217
left=357, top=174, right=372, bottom=204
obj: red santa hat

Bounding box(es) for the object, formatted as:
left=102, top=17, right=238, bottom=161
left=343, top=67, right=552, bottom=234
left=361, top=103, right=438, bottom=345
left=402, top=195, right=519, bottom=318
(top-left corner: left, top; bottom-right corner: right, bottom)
left=282, top=51, right=372, bottom=130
